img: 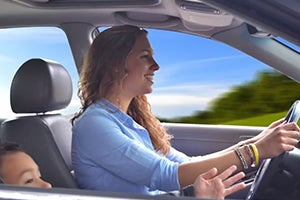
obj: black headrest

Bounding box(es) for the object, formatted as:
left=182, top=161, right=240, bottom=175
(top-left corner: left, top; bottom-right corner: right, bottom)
left=10, top=58, right=72, bottom=113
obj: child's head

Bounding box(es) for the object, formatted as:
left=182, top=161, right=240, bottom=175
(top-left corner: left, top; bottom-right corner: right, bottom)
left=0, top=142, right=51, bottom=188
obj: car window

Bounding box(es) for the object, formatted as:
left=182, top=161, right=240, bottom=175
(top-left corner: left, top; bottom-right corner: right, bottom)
left=98, top=27, right=284, bottom=126
left=1, top=27, right=299, bottom=126
left=144, top=28, right=299, bottom=126
left=0, top=27, right=80, bottom=119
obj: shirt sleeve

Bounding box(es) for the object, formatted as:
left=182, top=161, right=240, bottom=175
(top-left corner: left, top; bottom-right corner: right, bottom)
left=166, top=147, right=191, bottom=163
left=72, top=111, right=180, bottom=192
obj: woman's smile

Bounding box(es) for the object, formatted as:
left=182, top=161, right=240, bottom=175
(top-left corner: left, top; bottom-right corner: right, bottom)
left=145, top=74, right=154, bottom=83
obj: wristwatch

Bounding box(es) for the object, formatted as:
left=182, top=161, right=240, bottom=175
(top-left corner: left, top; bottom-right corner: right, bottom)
left=180, top=185, right=195, bottom=197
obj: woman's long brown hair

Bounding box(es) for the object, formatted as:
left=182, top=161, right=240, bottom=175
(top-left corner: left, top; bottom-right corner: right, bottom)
left=72, top=25, right=172, bottom=155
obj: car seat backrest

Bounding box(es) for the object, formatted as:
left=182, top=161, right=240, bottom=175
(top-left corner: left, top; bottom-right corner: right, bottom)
left=0, top=58, right=77, bottom=188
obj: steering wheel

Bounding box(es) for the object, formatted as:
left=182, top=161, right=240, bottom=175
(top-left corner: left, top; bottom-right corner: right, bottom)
left=246, top=100, right=300, bottom=200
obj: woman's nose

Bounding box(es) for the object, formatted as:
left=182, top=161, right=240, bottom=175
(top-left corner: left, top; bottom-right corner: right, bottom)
left=149, top=56, right=159, bottom=71
left=150, top=61, right=159, bottom=71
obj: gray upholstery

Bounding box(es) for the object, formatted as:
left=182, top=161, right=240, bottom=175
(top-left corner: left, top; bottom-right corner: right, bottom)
left=0, top=58, right=77, bottom=188
left=10, top=58, right=72, bottom=113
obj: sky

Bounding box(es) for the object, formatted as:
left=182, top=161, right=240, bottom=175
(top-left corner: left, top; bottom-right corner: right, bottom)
left=147, top=29, right=270, bottom=118
left=0, top=27, right=271, bottom=119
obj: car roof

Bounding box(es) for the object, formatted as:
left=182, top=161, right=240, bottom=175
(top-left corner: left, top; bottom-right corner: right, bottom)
left=0, top=0, right=241, bottom=37
left=0, top=0, right=299, bottom=43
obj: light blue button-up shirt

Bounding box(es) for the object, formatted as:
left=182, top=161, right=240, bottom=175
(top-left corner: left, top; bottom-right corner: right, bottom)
left=72, top=98, right=190, bottom=195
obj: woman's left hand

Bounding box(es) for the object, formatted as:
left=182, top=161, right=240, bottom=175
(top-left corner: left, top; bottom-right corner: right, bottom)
left=193, top=165, right=246, bottom=200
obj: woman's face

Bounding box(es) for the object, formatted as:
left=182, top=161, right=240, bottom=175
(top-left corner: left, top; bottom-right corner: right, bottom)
left=0, top=152, right=52, bottom=188
left=122, top=33, right=159, bottom=97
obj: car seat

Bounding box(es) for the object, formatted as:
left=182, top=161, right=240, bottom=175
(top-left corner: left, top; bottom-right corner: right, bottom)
left=0, top=58, right=78, bottom=188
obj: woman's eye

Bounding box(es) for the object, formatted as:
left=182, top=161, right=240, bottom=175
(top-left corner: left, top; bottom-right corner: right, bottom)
left=24, top=178, right=34, bottom=184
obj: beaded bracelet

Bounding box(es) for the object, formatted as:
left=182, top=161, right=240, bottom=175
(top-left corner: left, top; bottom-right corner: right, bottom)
left=250, top=144, right=259, bottom=166
left=245, top=144, right=256, bottom=168
left=234, top=147, right=248, bottom=169
left=237, top=141, right=246, bottom=147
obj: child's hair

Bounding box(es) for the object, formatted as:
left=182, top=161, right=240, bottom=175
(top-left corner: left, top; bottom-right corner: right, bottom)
left=0, top=142, right=24, bottom=159
left=0, top=142, right=24, bottom=183
left=0, top=142, right=24, bottom=168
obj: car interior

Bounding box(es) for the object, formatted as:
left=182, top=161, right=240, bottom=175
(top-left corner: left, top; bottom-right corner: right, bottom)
left=0, top=58, right=77, bottom=188
left=0, top=0, right=300, bottom=199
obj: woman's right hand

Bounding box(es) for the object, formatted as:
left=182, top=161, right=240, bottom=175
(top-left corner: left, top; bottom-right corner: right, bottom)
left=254, top=121, right=300, bottom=160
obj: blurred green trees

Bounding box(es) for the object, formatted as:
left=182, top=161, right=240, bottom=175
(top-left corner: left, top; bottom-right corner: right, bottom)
left=162, top=70, right=300, bottom=124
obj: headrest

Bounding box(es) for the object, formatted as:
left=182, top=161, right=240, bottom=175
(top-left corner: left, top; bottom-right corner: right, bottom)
left=10, top=58, right=73, bottom=113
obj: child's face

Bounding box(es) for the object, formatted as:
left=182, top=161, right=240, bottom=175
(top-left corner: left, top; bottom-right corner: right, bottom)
left=0, top=152, right=51, bottom=188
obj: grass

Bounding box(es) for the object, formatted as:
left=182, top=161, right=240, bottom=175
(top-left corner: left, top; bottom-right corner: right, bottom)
left=221, top=111, right=287, bottom=126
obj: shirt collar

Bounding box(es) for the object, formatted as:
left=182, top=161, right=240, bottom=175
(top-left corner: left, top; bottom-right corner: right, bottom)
left=96, top=98, right=131, bottom=124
